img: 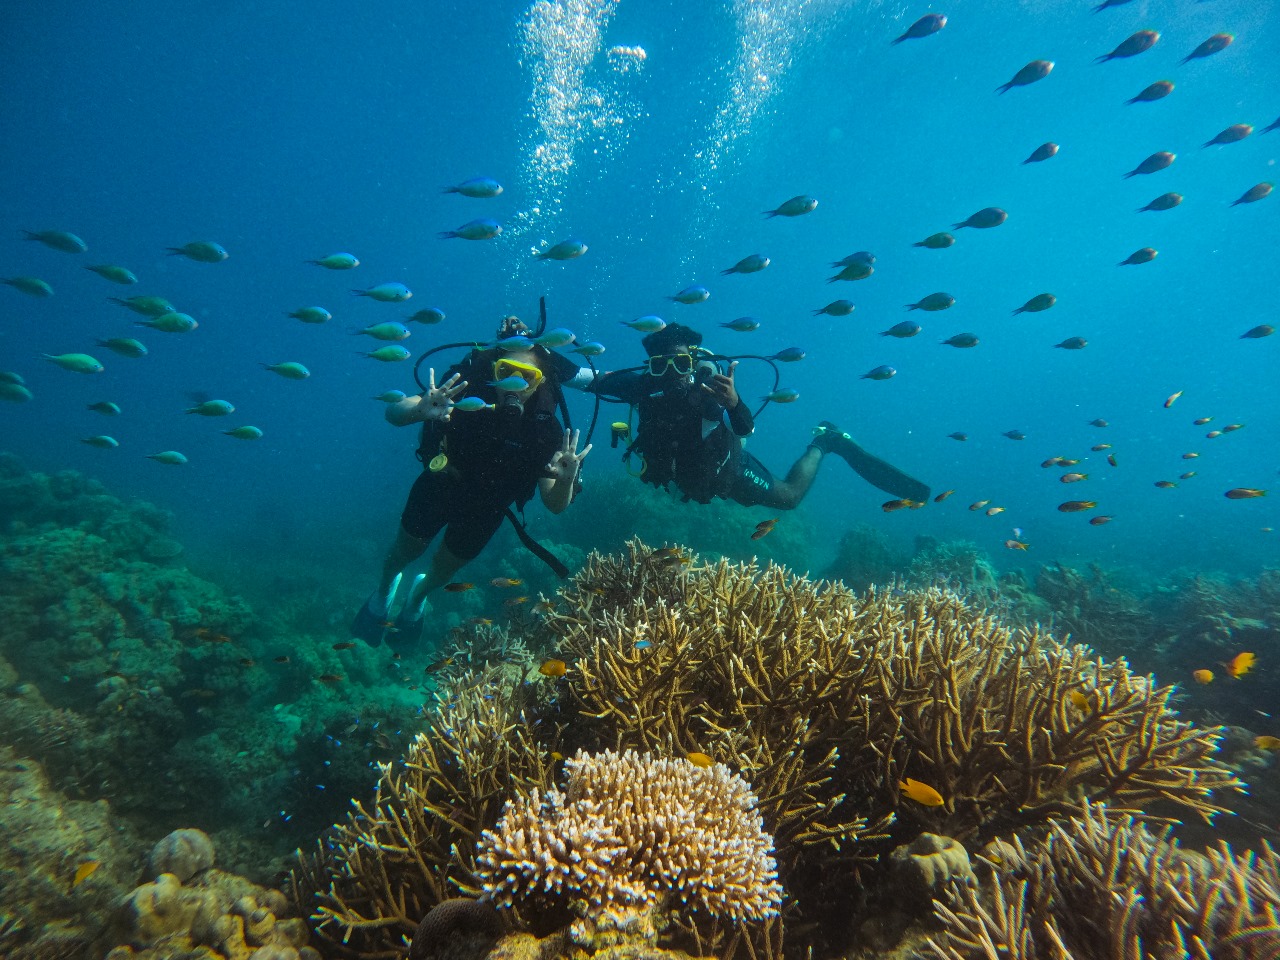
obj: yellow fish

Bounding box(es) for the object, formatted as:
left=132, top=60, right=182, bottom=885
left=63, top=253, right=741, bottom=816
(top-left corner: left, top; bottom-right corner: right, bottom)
left=1254, top=736, right=1280, bottom=751
left=538, top=659, right=567, bottom=678
left=1192, top=669, right=1214, bottom=685
left=72, top=860, right=101, bottom=889
left=1068, top=690, right=1090, bottom=711
left=1224, top=651, right=1256, bottom=678
left=899, top=777, right=945, bottom=806
left=686, top=752, right=715, bottom=768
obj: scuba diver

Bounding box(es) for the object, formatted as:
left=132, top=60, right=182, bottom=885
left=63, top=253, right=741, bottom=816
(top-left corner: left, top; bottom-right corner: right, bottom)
left=351, top=316, right=593, bottom=645
left=590, top=323, right=930, bottom=509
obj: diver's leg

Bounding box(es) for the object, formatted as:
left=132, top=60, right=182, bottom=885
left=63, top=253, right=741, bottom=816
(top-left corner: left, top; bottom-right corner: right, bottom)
left=378, top=528, right=428, bottom=602
left=394, top=506, right=504, bottom=643
left=403, top=543, right=470, bottom=608
left=814, top=421, right=931, bottom=502
left=725, top=449, right=816, bottom=510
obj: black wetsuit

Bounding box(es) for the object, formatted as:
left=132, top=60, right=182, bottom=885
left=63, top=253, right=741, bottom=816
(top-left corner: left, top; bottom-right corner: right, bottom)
left=593, top=368, right=787, bottom=507
left=402, top=351, right=566, bottom=559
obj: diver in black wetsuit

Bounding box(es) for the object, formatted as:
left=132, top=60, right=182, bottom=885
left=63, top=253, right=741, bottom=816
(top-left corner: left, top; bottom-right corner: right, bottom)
left=351, top=319, right=593, bottom=645
left=591, top=323, right=929, bottom=509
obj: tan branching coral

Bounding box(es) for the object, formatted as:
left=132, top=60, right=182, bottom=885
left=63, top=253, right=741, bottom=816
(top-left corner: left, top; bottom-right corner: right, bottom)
left=291, top=667, right=560, bottom=958
left=929, top=801, right=1280, bottom=960
left=475, top=748, right=782, bottom=944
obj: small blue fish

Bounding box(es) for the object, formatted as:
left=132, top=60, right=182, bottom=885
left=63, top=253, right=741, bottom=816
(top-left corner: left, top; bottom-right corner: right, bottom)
left=534, top=327, right=577, bottom=348
left=622, top=316, right=666, bottom=332
left=721, top=316, right=761, bottom=332
left=721, top=253, right=770, bottom=275
left=813, top=299, right=855, bottom=317
left=880, top=321, right=921, bottom=338
left=571, top=341, right=606, bottom=357
left=773, top=347, right=806, bottom=362
left=892, top=12, right=946, bottom=44
left=307, top=252, right=360, bottom=270
left=407, top=307, right=447, bottom=325
left=536, top=238, right=588, bottom=261
left=762, top=388, right=800, bottom=403
left=353, top=283, right=413, bottom=303
left=374, top=390, right=407, bottom=403
left=438, top=218, right=502, bottom=240
left=668, top=285, right=710, bottom=305
left=442, top=176, right=504, bottom=198
left=831, top=251, right=876, bottom=268
left=861, top=365, right=897, bottom=381
left=493, top=335, right=534, bottom=351
left=489, top=376, right=530, bottom=391
left=635, top=640, right=653, bottom=650
left=763, top=195, right=817, bottom=218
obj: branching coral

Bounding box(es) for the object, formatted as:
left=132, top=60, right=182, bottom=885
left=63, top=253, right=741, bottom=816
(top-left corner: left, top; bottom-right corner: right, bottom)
left=474, top=748, right=782, bottom=944
left=291, top=667, right=560, bottom=958
left=929, top=801, right=1280, bottom=960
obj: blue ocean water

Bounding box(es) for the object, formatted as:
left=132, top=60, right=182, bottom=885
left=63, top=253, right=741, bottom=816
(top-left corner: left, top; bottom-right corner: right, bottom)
left=2, top=0, right=1276, bottom=587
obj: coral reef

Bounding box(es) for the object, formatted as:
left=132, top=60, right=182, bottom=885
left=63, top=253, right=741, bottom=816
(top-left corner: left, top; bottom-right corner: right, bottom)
left=147, top=828, right=218, bottom=883
left=475, top=748, right=781, bottom=944
left=1034, top=561, right=1159, bottom=662
left=929, top=801, right=1280, bottom=960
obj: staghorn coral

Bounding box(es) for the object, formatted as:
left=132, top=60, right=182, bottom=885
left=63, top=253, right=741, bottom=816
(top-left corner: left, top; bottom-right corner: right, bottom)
left=928, top=801, right=1280, bottom=960
left=291, top=667, right=560, bottom=958
left=474, top=748, right=782, bottom=944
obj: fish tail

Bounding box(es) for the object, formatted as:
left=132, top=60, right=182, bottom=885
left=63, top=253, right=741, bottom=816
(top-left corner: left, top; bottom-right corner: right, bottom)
left=810, top=308, right=825, bottom=315
left=890, top=35, right=905, bottom=45
left=350, top=289, right=367, bottom=296
left=21, top=230, right=39, bottom=242
left=164, top=247, right=184, bottom=256
left=762, top=210, right=778, bottom=218
left=720, top=267, right=735, bottom=276
left=1012, top=308, right=1024, bottom=315
left=905, top=304, right=919, bottom=310
left=1122, top=172, right=1136, bottom=179
left=436, top=231, right=458, bottom=239
left=951, top=220, right=967, bottom=228
left=441, top=186, right=459, bottom=194
left=995, top=83, right=1011, bottom=95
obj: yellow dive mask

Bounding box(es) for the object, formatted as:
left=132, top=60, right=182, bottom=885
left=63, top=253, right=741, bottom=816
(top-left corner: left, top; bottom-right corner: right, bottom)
left=493, top=357, right=544, bottom=388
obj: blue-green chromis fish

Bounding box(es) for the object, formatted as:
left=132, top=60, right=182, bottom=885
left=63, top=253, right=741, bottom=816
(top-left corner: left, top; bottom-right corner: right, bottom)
left=361, top=346, right=411, bottom=362
left=43, top=353, right=103, bottom=373
left=489, top=376, right=530, bottom=391
left=773, top=347, right=806, bottom=362
left=109, top=296, right=174, bottom=316
left=721, top=317, right=761, bottom=332
left=438, top=218, right=501, bottom=240
left=87, top=401, right=122, bottom=415
left=831, top=251, right=875, bottom=268
left=907, top=293, right=955, bottom=311
left=288, top=306, right=332, bottom=324
left=721, top=254, right=770, bottom=276
left=307, top=252, right=360, bottom=269
left=880, top=321, right=921, bottom=338
left=354, top=322, right=411, bottom=341
left=0, top=381, right=33, bottom=403
left=571, top=341, right=606, bottom=356
left=763, top=195, right=817, bottom=218
left=85, top=264, right=137, bottom=284
left=534, top=327, right=576, bottom=348
left=442, top=176, right=503, bottom=198
left=97, top=338, right=148, bottom=358
left=861, top=365, right=897, bottom=381
left=80, top=435, right=119, bottom=449
left=167, top=240, right=228, bottom=263
left=453, top=396, right=496, bottom=412
left=536, top=238, right=588, bottom=261
left=813, top=300, right=855, bottom=317
left=23, top=229, right=87, bottom=253
left=373, top=390, right=407, bottom=403
left=186, top=399, right=235, bottom=416
left=147, top=451, right=188, bottom=465
left=407, top=307, right=446, bottom=325
left=3, top=277, right=53, bottom=297
left=827, top=263, right=873, bottom=283
left=223, top=425, right=263, bottom=439
left=668, top=285, right=710, bottom=304
left=352, top=283, right=413, bottom=302
left=762, top=388, right=800, bottom=403
left=262, top=361, right=311, bottom=379
left=622, top=316, right=666, bottom=332
left=137, top=312, right=198, bottom=332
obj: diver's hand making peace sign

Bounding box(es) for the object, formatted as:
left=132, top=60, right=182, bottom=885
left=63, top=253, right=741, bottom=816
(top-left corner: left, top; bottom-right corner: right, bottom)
left=702, top=359, right=739, bottom=409
left=546, top=428, right=592, bottom=482
left=419, top=368, right=469, bottom=422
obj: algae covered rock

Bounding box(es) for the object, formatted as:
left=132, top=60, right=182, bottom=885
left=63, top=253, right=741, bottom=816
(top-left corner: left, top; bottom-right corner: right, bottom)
left=889, top=832, right=976, bottom=906
left=148, top=828, right=216, bottom=882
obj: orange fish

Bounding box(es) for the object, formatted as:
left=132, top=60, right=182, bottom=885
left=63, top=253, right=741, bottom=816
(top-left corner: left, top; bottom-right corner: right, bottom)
left=1255, top=736, right=1280, bottom=751
left=1068, top=690, right=1091, bottom=711
left=1058, top=500, right=1097, bottom=512
left=1164, top=390, right=1182, bottom=409
left=1060, top=473, right=1088, bottom=483
left=899, top=778, right=945, bottom=807
left=1225, top=488, right=1266, bottom=500
left=1193, top=417, right=1212, bottom=425
left=71, top=860, right=101, bottom=889
left=550, top=750, right=565, bottom=762
left=443, top=581, right=475, bottom=593
left=539, top=658, right=568, bottom=678
left=933, top=489, right=954, bottom=503
left=1192, top=669, right=1214, bottom=685
left=1154, top=480, right=1177, bottom=489
left=686, top=752, right=715, bottom=768
left=1089, top=515, right=1114, bottom=526
left=1004, top=539, right=1029, bottom=551
left=1224, top=652, right=1256, bottom=678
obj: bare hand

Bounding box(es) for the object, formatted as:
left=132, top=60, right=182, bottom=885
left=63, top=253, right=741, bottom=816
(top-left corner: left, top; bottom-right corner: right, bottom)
left=546, top=428, right=592, bottom=482
left=420, top=369, right=468, bottom=422
left=701, top=359, right=739, bottom=409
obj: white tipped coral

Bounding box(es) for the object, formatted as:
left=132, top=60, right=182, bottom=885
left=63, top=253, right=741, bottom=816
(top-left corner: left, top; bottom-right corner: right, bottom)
left=475, top=748, right=783, bottom=926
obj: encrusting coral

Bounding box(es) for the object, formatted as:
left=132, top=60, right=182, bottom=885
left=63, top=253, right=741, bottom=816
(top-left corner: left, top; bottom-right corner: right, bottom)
left=929, top=800, right=1280, bottom=960
left=475, top=748, right=782, bottom=945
